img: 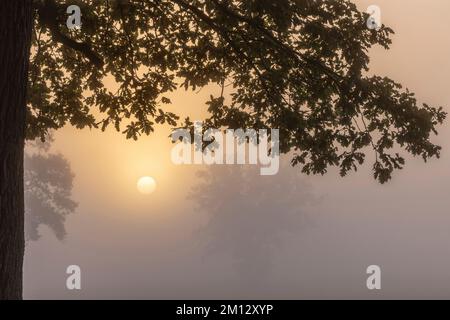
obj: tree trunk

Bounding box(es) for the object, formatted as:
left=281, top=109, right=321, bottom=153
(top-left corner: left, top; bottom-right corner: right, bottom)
left=0, top=0, right=33, bottom=300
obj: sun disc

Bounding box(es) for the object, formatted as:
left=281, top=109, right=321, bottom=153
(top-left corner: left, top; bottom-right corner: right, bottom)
left=137, top=176, right=157, bottom=194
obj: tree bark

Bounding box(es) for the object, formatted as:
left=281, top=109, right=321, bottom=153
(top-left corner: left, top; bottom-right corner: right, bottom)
left=0, top=0, right=33, bottom=300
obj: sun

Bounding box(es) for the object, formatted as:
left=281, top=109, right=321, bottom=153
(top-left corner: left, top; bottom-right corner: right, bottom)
left=137, top=176, right=157, bottom=194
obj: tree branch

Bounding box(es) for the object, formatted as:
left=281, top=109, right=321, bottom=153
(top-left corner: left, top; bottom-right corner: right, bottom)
left=35, top=0, right=104, bottom=68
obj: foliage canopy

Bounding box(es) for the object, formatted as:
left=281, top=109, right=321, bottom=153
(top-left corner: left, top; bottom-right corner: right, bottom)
left=30, top=0, right=446, bottom=183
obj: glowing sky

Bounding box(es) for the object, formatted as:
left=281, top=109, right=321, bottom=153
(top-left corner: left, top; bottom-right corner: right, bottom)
left=24, top=0, right=450, bottom=299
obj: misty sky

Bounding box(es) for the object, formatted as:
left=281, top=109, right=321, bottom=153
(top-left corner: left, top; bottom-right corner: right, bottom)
left=23, top=0, right=450, bottom=299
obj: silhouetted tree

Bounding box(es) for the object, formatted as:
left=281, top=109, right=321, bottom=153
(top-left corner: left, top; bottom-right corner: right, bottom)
left=0, top=0, right=446, bottom=299
left=190, top=159, right=316, bottom=285
left=24, top=137, right=77, bottom=242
